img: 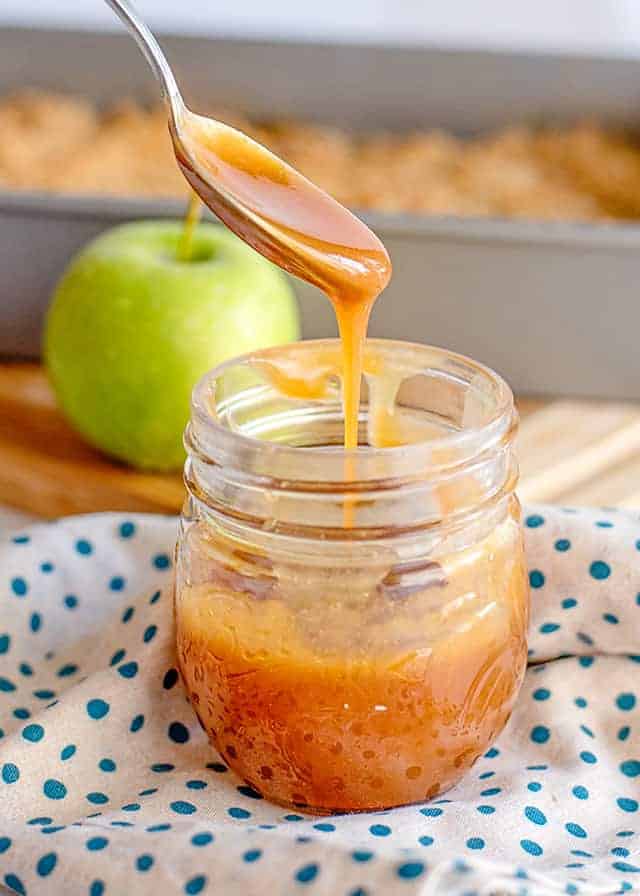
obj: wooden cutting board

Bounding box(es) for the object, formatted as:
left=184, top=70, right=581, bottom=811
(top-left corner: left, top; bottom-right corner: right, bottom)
left=2, top=362, right=640, bottom=518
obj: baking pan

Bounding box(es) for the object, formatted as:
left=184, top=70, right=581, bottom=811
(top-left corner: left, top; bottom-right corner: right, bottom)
left=2, top=26, right=640, bottom=397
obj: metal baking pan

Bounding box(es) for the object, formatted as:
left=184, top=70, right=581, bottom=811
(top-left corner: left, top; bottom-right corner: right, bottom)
left=2, top=26, right=640, bottom=398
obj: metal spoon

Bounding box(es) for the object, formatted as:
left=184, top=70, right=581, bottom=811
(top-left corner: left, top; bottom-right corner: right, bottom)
left=102, top=0, right=391, bottom=300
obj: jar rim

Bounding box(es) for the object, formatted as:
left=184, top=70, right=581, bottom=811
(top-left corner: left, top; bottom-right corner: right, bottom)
left=189, top=338, right=514, bottom=485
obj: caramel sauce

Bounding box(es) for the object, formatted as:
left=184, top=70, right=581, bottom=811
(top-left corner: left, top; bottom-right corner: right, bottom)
left=172, top=113, right=392, bottom=449
left=172, top=110, right=529, bottom=814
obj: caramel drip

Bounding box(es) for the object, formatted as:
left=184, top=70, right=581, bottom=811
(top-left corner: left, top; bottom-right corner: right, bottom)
left=172, top=113, right=392, bottom=459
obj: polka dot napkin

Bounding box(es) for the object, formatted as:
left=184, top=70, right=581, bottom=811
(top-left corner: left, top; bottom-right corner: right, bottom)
left=1, top=506, right=639, bottom=896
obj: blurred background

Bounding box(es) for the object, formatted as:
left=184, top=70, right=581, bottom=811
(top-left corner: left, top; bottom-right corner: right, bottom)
left=4, top=0, right=640, bottom=53
left=4, top=0, right=640, bottom=532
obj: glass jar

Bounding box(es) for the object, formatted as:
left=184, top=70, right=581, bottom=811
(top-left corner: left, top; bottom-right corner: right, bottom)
left=175, top=339, right=529, bottom=813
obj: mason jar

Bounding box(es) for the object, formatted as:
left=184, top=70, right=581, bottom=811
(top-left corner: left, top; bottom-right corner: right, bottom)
left=175, top=339, right=529, bottom=813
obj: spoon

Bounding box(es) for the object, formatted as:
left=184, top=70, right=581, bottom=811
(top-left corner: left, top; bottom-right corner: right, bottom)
left=103, top=0, right=391, bottom=303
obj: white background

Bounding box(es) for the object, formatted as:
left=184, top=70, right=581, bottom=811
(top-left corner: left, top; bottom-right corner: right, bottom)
left=4, top=0, right=640, bottom=56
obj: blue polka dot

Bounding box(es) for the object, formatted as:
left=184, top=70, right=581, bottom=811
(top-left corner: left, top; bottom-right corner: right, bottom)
left=603, top=613, right=619, bottom=624
left=11, top=577, right=27, bottom=596
left=191, top=833, right=213, bottom=847
left=612, top=847, right=630, bottom=857
left=621, top=760, right=640, bottom=778
left=0, top=677, right=16, bottom=692
left=480, top=787, right=501, bottom=797
left=139, top=788, right=157, bottom=796
left=596, top=520, right=614, bottom=528
left=121, top=803, right=140, bottom=812
left=185, top=781, right=206, bottom=791
left=313, top=823, right=335, bottom=832
left=60, top=745, right=76, bottom=761
left=520, top=839, right=543, bottom=856
left=295, top=864, right=318, bottom=884
left=57, top=663, right=77, bottom=678
left=87, top=792, right=109, bottom=805
left=150, top=590, right=161, bottom=604
left=369, top=824, right=391, bottom=836
left=397, top=861, right=425, bottom=878
left=122, top=607, right=134, bottom=623
left=619, top=726, right=631, bottom=741
left=526, top=514, right=545, bottom=528
left=243, top=849, right=262, bottom=863
left=555, top=539, right=571, bottom=552
left=12, top=707, right=28, bottom=718
left=143, top=625, right=157, bottom=643
left=237, top=784, right=262, bottom=799
left=151, top=763, right=174, bottom=773
left=90, top=881, right=105, bottom=896
left=531, top=726, right=550, bottom=744
left=533, top=688, right=551, bottom=701
left=466, top=837, right=485, bottom=850
left=228, top=807, right=251, bottom=819
left=87, top=699, right=109, bottom=720
left=64, top=595, right=78, bottom=609
left=168, top=722, right=190, bottom=744
left=485, top=747, right=500, bottom=758
left=4, top=873, right=25, bottom=894
left=580, top=751, right=597, bottom=764
left=573, top=786, right=589, bottom=800
left=19, top=662, right=32, bottom=677
left=110, top=649, right=126, bottom=666
left=525, top=806, right=547, bottom=825
left=99, top=759, right=116, bottom=773
left=419, top=834, right=434, bottom=845
left=43, top=779, right=66, bottom=800
left=566, top=822, right=587, bottom=838
left=130, top=714, right=144, bottom=733
left=579, top=656, right=595, bottom=667
left=12, top=535, right=29, bottom=544
left=477, top=805, right=495, bottom=814
left=618, top=798, right=639, bottom=813
left=153, top=553, right=171, bottom=570
left=86, top=837, right=108, bottom=851
left=36, top=852, right=57, bottom=876
left=163, top=668, right=179, bottom=689
left=617, top=694, right=636, bottom=711
left=33, top=689, right=55, bottom=700
left=562, top=598, right=577, bottom=609
left=41, top=562, right=54, bottom=573
left=580, top=724, right=594, bottom=738
left=0, top=634, right=10, bottom=654
left=119, top=521, right=136, bottom=538
left=575, top=697, right=587, bottom=708
left=109, top=576, right=125, bottom=592
left=527, top=782, right=542, bottom=792
left=22, top=724, right=44, bottom=743
left=29, top=612, right=42, bottom=633
left=184, top=876, right=207, bottom=894
left=0, top=837, right=11, bottom=852
left=420, top=807, right=443, bottom=817
left=590, top=560, right=610, bottom=580
left=136, top=854, right=154, bottom=871
left=529, top=570, right=545, bottom=588
left=2, top=763, right=19, bottom=784
left=352, top=851, right=374, bottom=862
left=75, top=539, right=93, bottom=555
left=118, top=661, right=138, bottom=679
left=146, top=824, right=171, bottom=832
left=613, top=861, right=640, bottom=873
left=171, top=801, right=196, bottom=815
left=539, top=622, right=560, bottom=634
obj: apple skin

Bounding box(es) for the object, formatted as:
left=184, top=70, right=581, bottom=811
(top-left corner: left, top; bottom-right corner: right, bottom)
left=44, top=220, right=300, bottom=471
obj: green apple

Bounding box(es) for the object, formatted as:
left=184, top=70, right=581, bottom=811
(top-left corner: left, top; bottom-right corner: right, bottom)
left=44, top=220, right=299, bottom=471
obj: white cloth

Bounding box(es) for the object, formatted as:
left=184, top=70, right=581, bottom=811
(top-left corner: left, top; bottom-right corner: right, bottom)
left=0, top=506, right=638, bottom=896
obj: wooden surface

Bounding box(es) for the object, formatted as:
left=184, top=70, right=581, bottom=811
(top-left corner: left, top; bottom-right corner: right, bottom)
left=2, top=363, right=640, bottom=518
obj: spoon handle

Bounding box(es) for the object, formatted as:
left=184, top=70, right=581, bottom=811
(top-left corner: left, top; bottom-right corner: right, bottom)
left=103, top=0, right=184, bottom=116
